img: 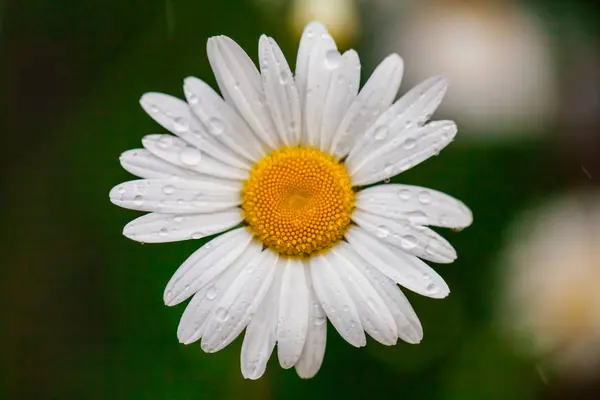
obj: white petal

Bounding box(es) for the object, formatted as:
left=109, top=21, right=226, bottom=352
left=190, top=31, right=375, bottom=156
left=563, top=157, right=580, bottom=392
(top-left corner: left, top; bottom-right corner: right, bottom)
left=241, top=258, right=285, bottom=380
left=301, top=29, right=345, bottom=150
left=142, top=134, right=249, bottom=181
left=119, top=149, right=199, bottom=179
left=330, top=54, right=404, bottom=159
left=277, top=258, right=310, bottom=368
left=349, top=249, right=423, bottom=343
left=177, top=244, right=251, bottom=344
left=295, top=22, right=329, bottom=106
left=352, top=209, right=457, bottom=264
left=356, top=184, right=472, bottom=229
left=319, top=50, right=361, bottom=152
left=329, top=244, right=398, bottom=346
left=201, top=246, right=278, bottom=353
left=164, top=228, right=253, bottom=306
left=140, top=92, right=249, bottom=170
left=259, top=36, right=302, bottom=146
left=109, top=178, right=241, bottom=214
left=122, top=209, right=242, bottom=243
left=207, top=36, right=280, bottom=150
left=345, top=226, right=450, bottom=299
left=309, top=254, right=366, bottom=347
left=183, top=77, right=266, bottom=162
left=350, top=121, right=457, bottom=186
left=294, top=281, right=327, bottom=379
left=346, top=76, right=448, bottom=173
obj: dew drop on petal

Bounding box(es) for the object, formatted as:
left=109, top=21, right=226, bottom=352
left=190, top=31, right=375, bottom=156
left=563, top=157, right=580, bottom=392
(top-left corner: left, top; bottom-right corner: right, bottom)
left=159, top=135, right=173, bottom=148
left=179, top=147, right=202, bottom=166
left=159, top=227, right=169, bottom=236
left=208, top=118, right=225, bottom=136
left=398, top=189, right=411, bottom=200
left=376, top=226, right=389, bottom=238
left=133, top=195, right=144, bottom=206
left=162, top=185, right=175, bottom=195
left=117, top=186, right=126, bottom=194
left=400, top=235, right=418, bottom=249
left=173, top=215, right=184, bottom=223
left=215, top=307, right=229, bottom=322
left=314, top=316, right=326, bottom=326
left=406, top=211, right=428, bottom=225
left=404, top=138, right=416, bottom=150
left=190, top=232, right=204, bottom=240
left=373, top=126, right=388, bottom=141
left=173, top=117, right=189, bottom=133
left=324, top=50, right=342, bottom=70
left=418, top=190, right=432, bottom=204
left=206, top=286, right=219, bottom=300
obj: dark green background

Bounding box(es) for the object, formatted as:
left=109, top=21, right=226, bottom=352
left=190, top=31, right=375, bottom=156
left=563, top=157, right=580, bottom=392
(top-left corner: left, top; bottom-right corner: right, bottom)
left=2, top=0, right=599, bottom=398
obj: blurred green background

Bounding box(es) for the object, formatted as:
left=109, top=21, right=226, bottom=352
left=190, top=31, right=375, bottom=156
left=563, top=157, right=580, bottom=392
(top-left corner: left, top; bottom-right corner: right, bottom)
left=2, top=0, right=600, bottom=399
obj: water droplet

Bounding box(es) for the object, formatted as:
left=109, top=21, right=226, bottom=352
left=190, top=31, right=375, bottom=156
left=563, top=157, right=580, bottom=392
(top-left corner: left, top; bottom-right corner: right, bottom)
left=173, top=117, right=189, bottom=133
left=324, top=50, right=342, bottom=70
left=426, top=283, right=436, bottom=293
left=398, top=189, right=411, bottom=200
left=342, top=305, right=350, bottom=312
left=165, top=290, right=173, bottom=299
left=173, top=216, right=184, bottom=223
left=314, top=316, right=326, bottom=326
left=149, top=105, right=159, bottom=114
left=376, top=226, right=389, bottom=238
left=117, top=186, right=126, bottom=194
left=162, top=185, right=175, bottom=195
left=190, top=232, right=204, bottom=240
left=406, top=211, right=428, bottom=225
left=208, top=118, right=225, bottom=135
left=400, top=235, right=418, bottom=249
left=215, top=307, right=229, bottom=322
left=187, top=92, right=199, bottom=105
left=133, top=195, right=143, bottom=206
left=179, top=147, right=202, bottom=166
left=404, top=138, right=416, bottom=150
left=417, top=190, right=431, bottom=204
left=279, top=71, right=288, bottom=85
left=158, top=135, right=173, bottom=148
left=206, top=286, right=219, bottom=300
left=373, top=126, right=388, bottom=141
left=405, top=120, right=414, bottom=129
left=159, top=227, right=169, bottom=236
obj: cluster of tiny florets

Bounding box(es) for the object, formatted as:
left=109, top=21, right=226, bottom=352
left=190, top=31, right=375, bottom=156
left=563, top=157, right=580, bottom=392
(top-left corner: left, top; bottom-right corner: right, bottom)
left=242, top=147, right=354, bottom=257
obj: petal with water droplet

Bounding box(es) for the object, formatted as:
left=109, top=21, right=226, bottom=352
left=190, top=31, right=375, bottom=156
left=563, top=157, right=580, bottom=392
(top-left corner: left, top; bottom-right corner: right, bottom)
left=277, top=258, right=310, bottom=368
left=140, top=92, right=249, bottom=169
left=350, top=120, right=457, bottom=186
left=207, top=35, right=280, bottom=150
left=330, top=54, right=404, bottom=159
left=201, top=246, right=277, bottom=353
left=351, top=209, right=457, bottom=264
left=177, top=247, right=250, bottom=344
left=141, top=134, right=248, bottom=180
left=295, top=22, right=330, bottom=108
left=356, top=184, right=472, bottom=229
left=109, top=178, right=241, bottom=214
left=183, top=77, right=266, bottom=162
left=259, top=35, right=302, bottom=147
left=164, top=228, right=253, bottom=306
left=240, top=260, right=284, bottom=380
left=119, top=149, right=200, bottom=180
left=345, top=226, right=450, bottom=298
left=330, top=244, right=398, bottom=346
left=294, top=279, right=327, bottom=379
left=122, top=209, right=242, bottom=243
left=346, top=76, right=448, bottom=173
left=309, top=254, right=366, bottom=347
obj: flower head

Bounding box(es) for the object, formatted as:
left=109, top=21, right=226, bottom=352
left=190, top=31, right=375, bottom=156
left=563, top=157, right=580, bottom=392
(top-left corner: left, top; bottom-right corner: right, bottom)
left=110, top=22, right=472, bottom=379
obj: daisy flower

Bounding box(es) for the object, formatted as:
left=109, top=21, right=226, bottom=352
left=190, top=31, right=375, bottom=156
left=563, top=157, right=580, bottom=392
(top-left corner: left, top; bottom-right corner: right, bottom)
left=109, top=22, right=472, bottom=380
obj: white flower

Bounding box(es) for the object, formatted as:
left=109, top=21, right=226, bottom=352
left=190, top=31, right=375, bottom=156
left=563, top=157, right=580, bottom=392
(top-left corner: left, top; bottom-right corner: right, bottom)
left=109, top=22, right=472, bottom=380
left=501, top=193, right=600, bottom=377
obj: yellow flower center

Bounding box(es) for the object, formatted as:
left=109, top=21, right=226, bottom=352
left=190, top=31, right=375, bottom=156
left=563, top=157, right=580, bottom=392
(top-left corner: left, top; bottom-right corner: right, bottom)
left=242, top=147, right=355, bottom=257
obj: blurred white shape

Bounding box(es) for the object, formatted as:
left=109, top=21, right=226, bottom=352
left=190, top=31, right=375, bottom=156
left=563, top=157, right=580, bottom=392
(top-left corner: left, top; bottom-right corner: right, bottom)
left=290, top=0, right=359, bottom=48
left=387, top=0, right=558, bottom=137
left=501, top=192, right=600, bottom=377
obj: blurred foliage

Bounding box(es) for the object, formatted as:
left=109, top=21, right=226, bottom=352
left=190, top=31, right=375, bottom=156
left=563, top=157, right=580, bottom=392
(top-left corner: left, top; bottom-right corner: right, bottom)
left=1, top=0, right=598, bottom=399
